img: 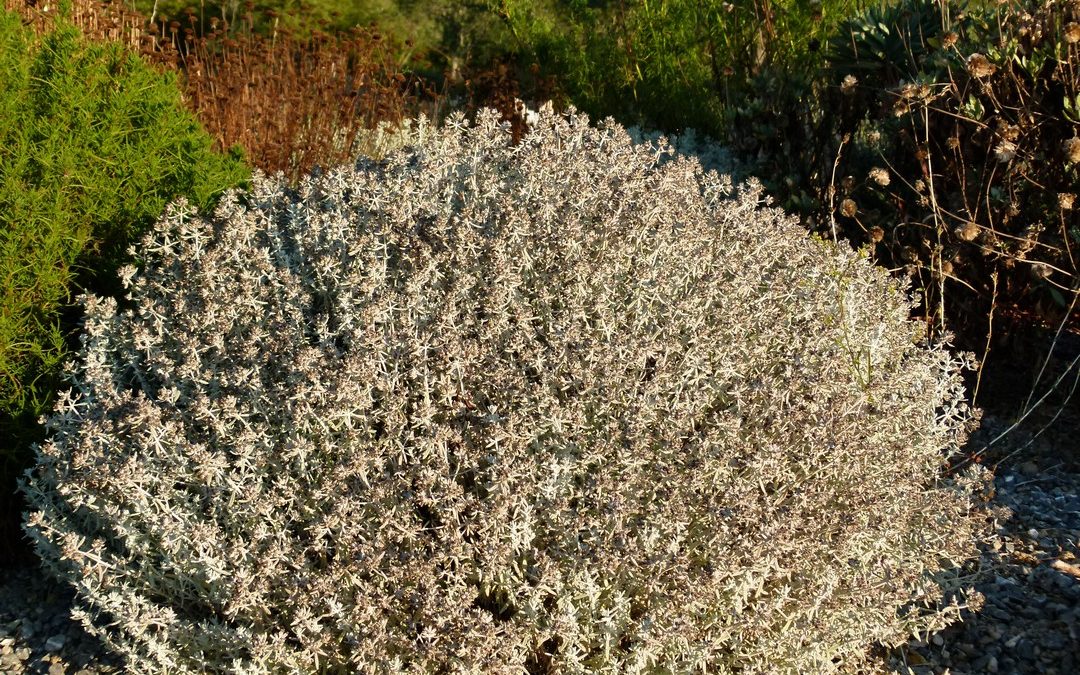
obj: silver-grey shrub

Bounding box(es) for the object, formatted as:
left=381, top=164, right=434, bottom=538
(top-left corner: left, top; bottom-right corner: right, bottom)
left=21, top=104, right=988, bottom=674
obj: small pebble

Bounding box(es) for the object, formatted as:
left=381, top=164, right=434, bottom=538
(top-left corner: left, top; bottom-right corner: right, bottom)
left=2, top=653, right=23, bottom=669
left=1015, top=638, right=1036, bottom=660
left=46, top=633, right=67, bottom=652
left=956, top=642, right=979, bottom=657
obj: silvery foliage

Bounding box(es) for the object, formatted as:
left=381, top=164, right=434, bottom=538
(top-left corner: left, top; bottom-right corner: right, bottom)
left=21, top=104, right=989, bottom=674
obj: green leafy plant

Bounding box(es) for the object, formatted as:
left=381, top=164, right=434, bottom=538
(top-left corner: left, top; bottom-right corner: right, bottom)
left=22, top=106, right=987, bottom=673
left=0, top=7, right=248, bottom=563
left=488, top=0, right=865, bottom=136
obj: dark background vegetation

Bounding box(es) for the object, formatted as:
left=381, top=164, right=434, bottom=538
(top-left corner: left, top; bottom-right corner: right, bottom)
left=2, top=0, right=1077, bottom=568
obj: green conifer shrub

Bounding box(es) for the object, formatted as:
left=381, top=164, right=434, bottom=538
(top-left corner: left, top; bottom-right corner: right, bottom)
left=22, top=106, right=988, bottom=673
left=0, top=8, right=248, bottom=561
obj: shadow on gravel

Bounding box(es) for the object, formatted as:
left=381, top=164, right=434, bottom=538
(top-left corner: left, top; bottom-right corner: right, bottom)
left=882, top=336, right=1080, bottom=675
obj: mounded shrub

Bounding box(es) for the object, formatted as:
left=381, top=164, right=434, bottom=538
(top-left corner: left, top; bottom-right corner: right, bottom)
left=0, top=8, right=248, bottom=562
left=22, top=106, right=988, bottom=673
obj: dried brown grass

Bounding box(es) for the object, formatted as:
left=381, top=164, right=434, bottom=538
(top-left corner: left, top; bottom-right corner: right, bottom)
left=2, top=0, right=147, bottom=51
left=164, top=7, right=436, bottom=182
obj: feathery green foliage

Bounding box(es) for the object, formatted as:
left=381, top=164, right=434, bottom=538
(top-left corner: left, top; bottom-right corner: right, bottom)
left=0, top=8, right=248, bottom=561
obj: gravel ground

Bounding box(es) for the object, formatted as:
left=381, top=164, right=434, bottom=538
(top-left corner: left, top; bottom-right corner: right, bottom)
left=880, top=410, right=1080, bottom=675
left=1, top=412, right=1076, bottom=674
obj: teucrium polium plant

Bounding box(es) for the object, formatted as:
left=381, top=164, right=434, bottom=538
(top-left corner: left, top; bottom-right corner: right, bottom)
left=21, top=105, right=989, bottom=674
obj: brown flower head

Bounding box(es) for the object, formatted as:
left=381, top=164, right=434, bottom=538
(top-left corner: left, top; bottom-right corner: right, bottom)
left=1065, top=22, right=1080, bottom=44
left=994, top=140, right=1018, bottom=163
left=869, top=167, right=890, bottom=187
left=1064, top=136, right=1080, bottom=164
left=966, top=53, right=996, bottom=78
left=840, top=199, right=857, bottom=218
left=955, top=222, right=980, bottom=242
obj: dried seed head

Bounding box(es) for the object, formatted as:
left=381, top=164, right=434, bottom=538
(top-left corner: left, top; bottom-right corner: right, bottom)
left=1031, top=262, right=1053, bottom=279
left=942, top=32, right=958, bottom=48
left=946, top=136, right=961, bottom=151
left=1058, top=193, right=1075, bottom=210
left=1064, top=136, right=1080, bottom=164
left=1065, top=22, right=1080, bottom=43
left=966, top=53, right=996, bottom=78
left=869, top=226, right=885, bottom=243
left=869, top=167, right=890, bottom=186
left=940, top=260, right=954, bottom=276
left=955, top=222, right=980, bottom=242
left=994, top=140, right=1017, bottom=163
left=841, top=74, right=858, bottom=93
left=840, top=198, right=857, bottom=218
left=914, top=179, right=926, bottom=193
